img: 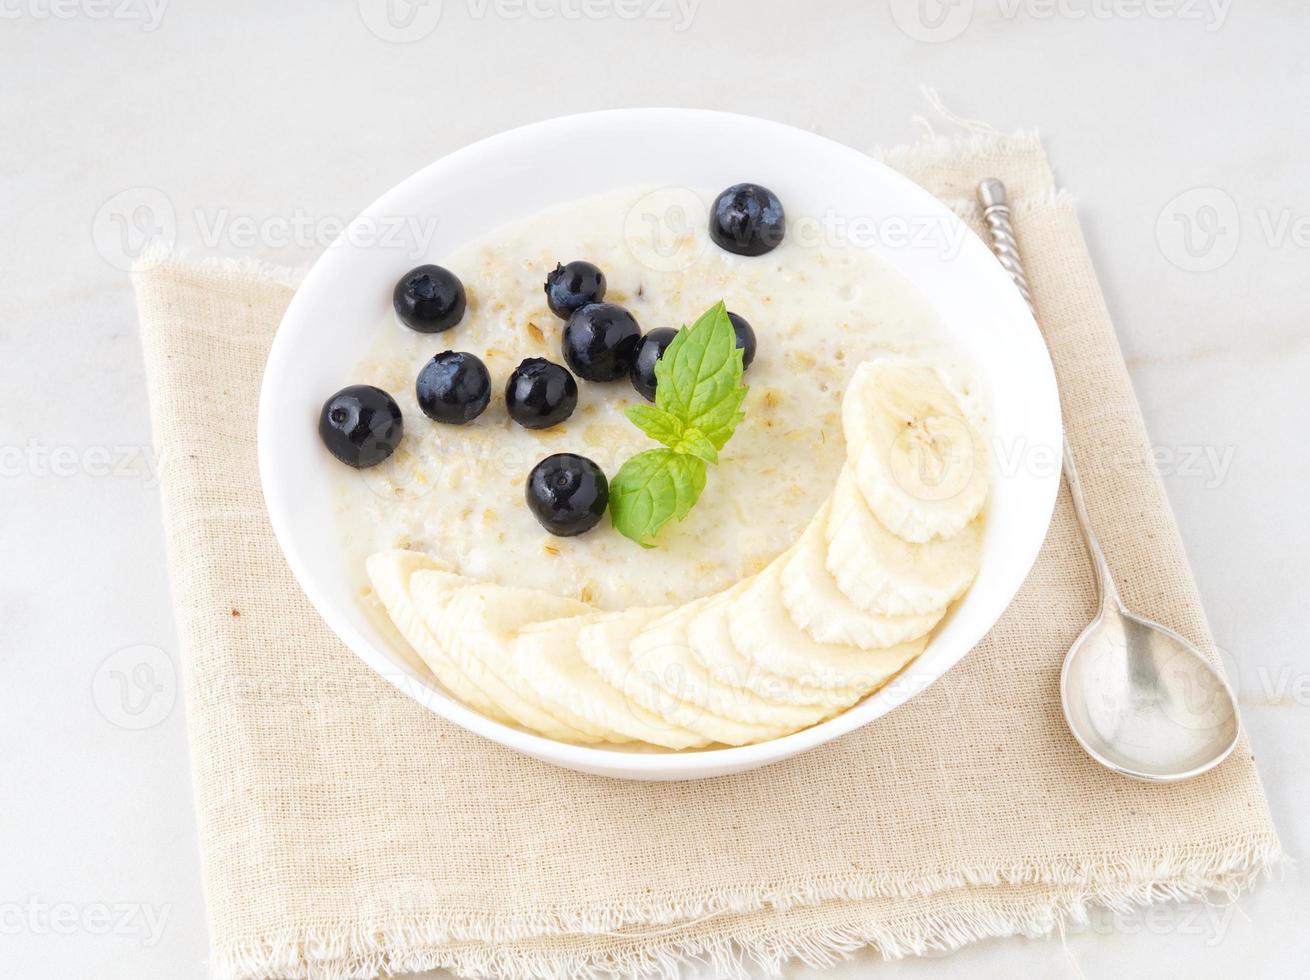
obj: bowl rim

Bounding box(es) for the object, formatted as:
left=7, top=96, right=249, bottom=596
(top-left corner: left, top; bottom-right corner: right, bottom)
left=258, top=107, right=1062, bottom=778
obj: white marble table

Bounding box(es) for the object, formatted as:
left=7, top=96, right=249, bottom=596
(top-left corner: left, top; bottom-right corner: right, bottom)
left=2, top=2, right=1305, bottom=977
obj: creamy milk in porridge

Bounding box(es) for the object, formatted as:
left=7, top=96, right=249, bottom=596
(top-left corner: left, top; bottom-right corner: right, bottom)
left=333, top=187, right=985, bottom=613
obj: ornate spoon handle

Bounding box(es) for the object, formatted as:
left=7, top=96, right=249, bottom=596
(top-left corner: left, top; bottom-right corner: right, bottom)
left=976, top=178, right=1118, bottom=603
left=978, top=179, right=1034, bottom=309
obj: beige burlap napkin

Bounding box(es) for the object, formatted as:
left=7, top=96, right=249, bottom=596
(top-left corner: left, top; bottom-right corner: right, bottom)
left=135, top=133, right=1279, bottom=980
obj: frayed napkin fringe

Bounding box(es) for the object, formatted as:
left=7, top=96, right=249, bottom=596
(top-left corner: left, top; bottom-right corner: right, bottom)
left=133, top=244, right=308, bottom=290
left=878, top=85, right=1046, bottom=172
left=211, top=833, right=1282, bottom=979
left=875, top=128, right=1044, bottom=173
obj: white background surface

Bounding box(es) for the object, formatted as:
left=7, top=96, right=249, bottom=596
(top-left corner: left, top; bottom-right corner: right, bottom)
left=1, top=2, right=1306, bottom=978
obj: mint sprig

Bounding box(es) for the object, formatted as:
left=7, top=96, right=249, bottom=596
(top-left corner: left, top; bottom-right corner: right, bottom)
left=610, top=301, right=748, bottom=546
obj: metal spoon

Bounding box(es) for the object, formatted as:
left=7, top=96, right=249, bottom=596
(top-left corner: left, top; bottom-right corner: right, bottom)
left=976, top=178, right=1240, bottom=781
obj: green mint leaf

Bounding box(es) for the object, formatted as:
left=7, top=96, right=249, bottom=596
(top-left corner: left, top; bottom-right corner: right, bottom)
left=670, top=426, right=718, bottom=464
left=690, top=384, right=748, bottom=450
left=609, top=300, right=748, bottom=547
left=653, top=300, right=748, bottom=450
left=609, top=448, right=707, bottom=547
left=624, top=403, right=684, bottom=449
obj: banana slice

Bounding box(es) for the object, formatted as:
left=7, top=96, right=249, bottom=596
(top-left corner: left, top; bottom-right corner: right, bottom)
left=781, top=503, right=946, bottom=649
left=729, top=554, right=928, bottom=702
left=366, top=358, right=988, bottom=750
left=844, top=359, right=988, bottom=543
left=578, top=607, right=778, bottom=746
left=576, top=608, right=712, bottom=747
left=681, top=579, right=791, bottom=702
left=365, top=550, right=514, bottom=726
left=629, top=597, right=823, bottom=732
left=684, top=582, right=845, bottom=711
left=406, top=571, right=606, bottom=744
left=826, top=468, right=982, bottom=616
left=513, top=615, right=708, bottom=750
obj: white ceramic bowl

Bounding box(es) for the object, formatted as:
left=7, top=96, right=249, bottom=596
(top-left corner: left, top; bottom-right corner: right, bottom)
left=258, top=109, right=1061, bottom=780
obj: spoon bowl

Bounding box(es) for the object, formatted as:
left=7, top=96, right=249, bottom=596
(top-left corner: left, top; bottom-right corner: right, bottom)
left=1061, top=603, right=1240, bottom=780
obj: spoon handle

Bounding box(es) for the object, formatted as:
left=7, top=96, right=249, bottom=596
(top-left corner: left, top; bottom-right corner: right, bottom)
left=976, top=179, right=1120, bottom=605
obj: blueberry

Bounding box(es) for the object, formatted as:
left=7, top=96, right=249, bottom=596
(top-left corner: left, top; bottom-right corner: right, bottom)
left=526, top=453, right=609, bottom=537
left=416, top=351, right=490, bottom=424
left=506, top=357, right=578, bottom=429
left=727, top=312, right=757, bottom=370
left=319, top=385, right=403, bottom=468
left=710, top=183, right=785, bottom=257
left=544, top=260, right=606, bottom=319
left=629, top=327, right=678, bottom=402
left=393, top=264, right=466, bottom=333
left=562, top=303, right=641, bottom=382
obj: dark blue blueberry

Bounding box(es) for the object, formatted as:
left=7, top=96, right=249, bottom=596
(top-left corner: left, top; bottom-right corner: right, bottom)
left=415, top=351, right=490, bottom=424
left=319, top=385, right=403, bottom=468
left=393, top=264, right=466, bottom=333
left=629, top=327, right=679, bottom=402
left=562, top=303, right=642, bottom=382
left=709, top=183, right=785, bottom=257
left=727, top=311, right=757, bottom=370
left=526, top=453, right=608, bottom=537
left=544, top=261, right=607, bottom=319
left=506, top=357, right=578, bottom=429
